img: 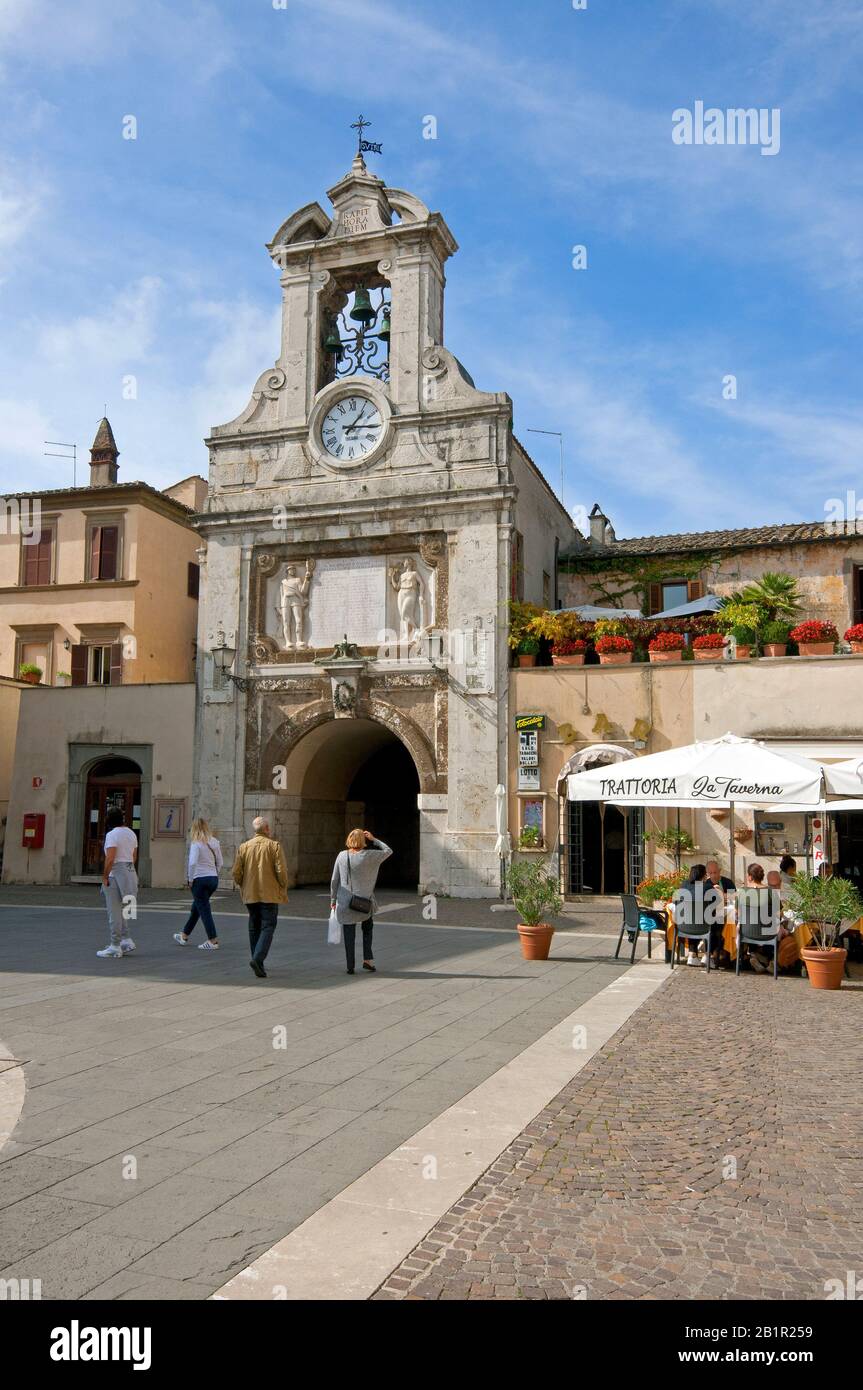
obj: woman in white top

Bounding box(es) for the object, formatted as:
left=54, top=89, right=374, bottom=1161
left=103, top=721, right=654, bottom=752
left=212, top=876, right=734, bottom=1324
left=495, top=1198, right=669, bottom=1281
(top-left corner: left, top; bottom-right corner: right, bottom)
left=174, top=818, right=224, bottom=951
left=97, top=807, right=139, bottom=959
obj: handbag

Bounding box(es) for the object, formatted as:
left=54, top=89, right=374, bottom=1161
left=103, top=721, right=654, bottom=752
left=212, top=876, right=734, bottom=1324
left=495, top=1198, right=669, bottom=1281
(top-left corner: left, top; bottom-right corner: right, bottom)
left=339, top=852, right=372, bottom=917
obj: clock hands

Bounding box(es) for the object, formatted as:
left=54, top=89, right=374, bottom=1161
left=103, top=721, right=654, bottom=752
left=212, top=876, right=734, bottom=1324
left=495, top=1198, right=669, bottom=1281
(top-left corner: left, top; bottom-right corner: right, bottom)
left=343, top=403, right=376, bottom=433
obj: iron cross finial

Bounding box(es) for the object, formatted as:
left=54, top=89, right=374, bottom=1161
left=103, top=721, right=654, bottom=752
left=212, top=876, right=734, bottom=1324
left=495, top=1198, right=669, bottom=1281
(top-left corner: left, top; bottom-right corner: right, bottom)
left=351, top=115, right=371, bottom=153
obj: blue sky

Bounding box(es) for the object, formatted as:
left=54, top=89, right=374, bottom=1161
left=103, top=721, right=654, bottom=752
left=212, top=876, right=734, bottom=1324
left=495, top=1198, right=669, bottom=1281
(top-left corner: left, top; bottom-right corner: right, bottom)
left=1, top=0, right=861, bottom=537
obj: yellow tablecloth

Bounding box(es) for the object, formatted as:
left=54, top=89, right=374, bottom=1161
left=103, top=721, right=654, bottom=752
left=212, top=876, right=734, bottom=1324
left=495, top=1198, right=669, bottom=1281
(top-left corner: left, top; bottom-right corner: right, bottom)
left=663, top=910, right=862, bottom=964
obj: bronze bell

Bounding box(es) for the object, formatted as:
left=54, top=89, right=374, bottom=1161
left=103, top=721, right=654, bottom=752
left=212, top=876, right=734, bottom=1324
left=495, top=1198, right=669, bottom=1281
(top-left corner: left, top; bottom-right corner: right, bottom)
left=323, top=319, right=343, bottom=356
left=349, top=287, right=375, bottom=324
left=377, top=305, right=391, bottom=342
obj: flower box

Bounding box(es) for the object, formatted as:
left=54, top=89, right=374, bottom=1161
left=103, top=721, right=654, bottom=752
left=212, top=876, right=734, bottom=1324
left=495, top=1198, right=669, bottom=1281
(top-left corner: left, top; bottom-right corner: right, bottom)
left=845, top=624, right=863, bottom=654
left=789, top=620, right=838, bottom=656
left=595, top=635, right=634, bottom=667
left=648, top=632, right=685, bottom=664
left=551, top=639, right=587, bottom=667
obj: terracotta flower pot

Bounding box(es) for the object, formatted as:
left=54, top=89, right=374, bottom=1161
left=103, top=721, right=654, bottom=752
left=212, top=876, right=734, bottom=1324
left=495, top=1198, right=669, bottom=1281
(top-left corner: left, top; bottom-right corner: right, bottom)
left=517, top=654, right=537, bottom=668
left=598, top=652, right=633, bottom=666
left=850, top=641, right=863, bottom=655
left=763, top=643, right=787, bottom=657
left=649, top=650, right=682, bottom=663
left=517, top=923, right=555, bottom=960
left=551, top=653, right=585, bottom=666
left=735, top=646, right=752, bottom=660
left=797, top=642, right=834, bottom=657
left=694, top=648, right=723, bottom=660
left=20, top=672, right=40, bottom=684
left=801, top=946, right=847, bottom=990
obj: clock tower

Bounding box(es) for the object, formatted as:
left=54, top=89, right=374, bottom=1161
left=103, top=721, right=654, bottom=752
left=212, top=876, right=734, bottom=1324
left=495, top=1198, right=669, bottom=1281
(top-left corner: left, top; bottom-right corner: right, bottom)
left=194, top=140, right=572, bottom=895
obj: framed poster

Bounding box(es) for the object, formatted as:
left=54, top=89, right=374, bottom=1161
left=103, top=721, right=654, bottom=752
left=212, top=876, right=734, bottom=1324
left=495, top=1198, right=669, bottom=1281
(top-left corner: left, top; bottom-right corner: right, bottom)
left=153, top=797, right=186, bottom=840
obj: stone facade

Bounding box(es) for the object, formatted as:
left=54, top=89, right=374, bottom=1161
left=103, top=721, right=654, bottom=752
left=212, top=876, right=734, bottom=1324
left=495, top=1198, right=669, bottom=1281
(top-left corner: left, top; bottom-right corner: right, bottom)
left=194, top=154, right=574, bottom=895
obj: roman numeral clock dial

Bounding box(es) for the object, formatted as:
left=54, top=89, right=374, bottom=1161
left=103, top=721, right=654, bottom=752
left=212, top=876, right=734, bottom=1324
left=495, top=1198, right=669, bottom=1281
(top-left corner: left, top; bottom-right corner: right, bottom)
left=321, top=395, right=383, bottom=462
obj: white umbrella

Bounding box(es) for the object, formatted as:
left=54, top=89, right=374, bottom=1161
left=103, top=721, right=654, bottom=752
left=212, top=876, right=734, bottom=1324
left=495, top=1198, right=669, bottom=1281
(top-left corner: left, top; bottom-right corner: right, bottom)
left=494, top=784, right=511, bottom=900
left=567, top=733, right=829, bottom=883
left=823, top=758, right=863, bottom=797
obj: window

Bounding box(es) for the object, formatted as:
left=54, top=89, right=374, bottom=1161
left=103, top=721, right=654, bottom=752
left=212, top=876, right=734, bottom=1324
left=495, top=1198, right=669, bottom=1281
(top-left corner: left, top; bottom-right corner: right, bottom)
left=511, top=531, right=524, bottom=601
left=187, top=561, right=200, bottom=599
left=16, top=640, right=50, bottom=682
left=854, top=566, right=863, bottom=626
left=70, top=643, right=123, bottom=686
left=542, top=571, right=551, bottom=609
left=88, top=524, right=119, bottom=581
left=22, top=529, right=54, bottom=586
left=647, top=578, right=704, bottom=616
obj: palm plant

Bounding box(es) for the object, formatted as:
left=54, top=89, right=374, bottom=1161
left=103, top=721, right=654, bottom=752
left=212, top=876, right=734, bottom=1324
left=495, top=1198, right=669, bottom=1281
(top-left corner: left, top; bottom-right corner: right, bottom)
left=740, top=572, right=802, bottom=623
left=787, top=873, right=863, bottom=950
left=507, top=859, right=562, bottom=926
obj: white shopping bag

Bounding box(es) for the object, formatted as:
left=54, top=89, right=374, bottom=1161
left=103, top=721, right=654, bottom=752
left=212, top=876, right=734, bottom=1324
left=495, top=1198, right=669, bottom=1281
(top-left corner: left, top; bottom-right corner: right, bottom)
left=327, top=910, right=342, bottom=946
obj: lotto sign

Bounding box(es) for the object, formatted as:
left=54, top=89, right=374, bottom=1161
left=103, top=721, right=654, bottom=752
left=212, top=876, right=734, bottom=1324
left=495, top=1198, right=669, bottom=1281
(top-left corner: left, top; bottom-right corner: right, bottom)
left=518, top=730, right=539, bottom=766
left=514, top=713, right=545, bottom=732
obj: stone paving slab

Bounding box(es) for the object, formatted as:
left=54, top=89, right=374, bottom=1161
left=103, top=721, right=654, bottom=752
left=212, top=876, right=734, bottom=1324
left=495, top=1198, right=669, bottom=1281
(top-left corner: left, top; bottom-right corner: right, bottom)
left=375, top=966, right=863, bottom=1301
left=0, top=900, right=626, bottom=1299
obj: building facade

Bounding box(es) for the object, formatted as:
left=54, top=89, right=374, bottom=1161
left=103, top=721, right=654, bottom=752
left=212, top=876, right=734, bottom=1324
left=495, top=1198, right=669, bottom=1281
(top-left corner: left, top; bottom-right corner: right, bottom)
left=194, top=152, right=574, bottom=895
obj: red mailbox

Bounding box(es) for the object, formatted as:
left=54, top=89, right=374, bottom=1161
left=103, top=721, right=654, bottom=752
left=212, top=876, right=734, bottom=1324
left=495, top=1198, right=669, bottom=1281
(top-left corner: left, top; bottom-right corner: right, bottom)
left=22, top=813, right=45, bottom=849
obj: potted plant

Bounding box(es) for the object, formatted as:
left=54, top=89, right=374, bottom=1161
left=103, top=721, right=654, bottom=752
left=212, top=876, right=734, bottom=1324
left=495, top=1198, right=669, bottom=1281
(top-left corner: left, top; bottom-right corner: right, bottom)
left=648, top=631, right=685, bottom=664
left=845, top=623, right=863, bottom=654
left=594, top=635, right=634, bottom=666
left=787, top=872, right=862, bottom=990
left=507, top=858, right=562, bottom=960
left=761, top=621, right=791, bottom=657
left=644, top=828, right=695, bottom=873
left=719, top=601, right=761, bottom=659
left=518, top=824, right=543, bottom=850
left=516, top=636, right=540, bottom=668
left=550, top=637, right=587, bottom=667
left=636, top=870, right=686, bottom=910
left=17, top=662, right=42, bottom=685
left=56, top=671, right=72, bottom=686
left=740, top=571, right=801, bottom=623
left=692, top=633, right=727, bottom=661
left=788, top=619, right=838, bottom=657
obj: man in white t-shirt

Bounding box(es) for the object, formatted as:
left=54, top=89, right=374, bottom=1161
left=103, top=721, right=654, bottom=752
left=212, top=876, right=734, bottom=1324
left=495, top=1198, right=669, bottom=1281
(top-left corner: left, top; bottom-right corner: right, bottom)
left=97, top=808, right=139, bottom=959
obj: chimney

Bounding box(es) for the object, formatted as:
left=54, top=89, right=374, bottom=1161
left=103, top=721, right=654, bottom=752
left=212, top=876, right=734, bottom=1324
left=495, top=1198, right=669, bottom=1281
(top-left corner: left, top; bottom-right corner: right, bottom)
left=589, top=503, right=610, bottom=546
left=89, top=417, right=119, bottom=487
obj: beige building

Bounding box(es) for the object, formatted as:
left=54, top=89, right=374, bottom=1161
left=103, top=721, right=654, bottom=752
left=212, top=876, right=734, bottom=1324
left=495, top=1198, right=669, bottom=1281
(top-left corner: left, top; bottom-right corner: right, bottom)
left=0, top=420, right=205, bottom=886
left=0, top=418, right=206, bottom=689
left=561, top=507, right=863, bottom=630
left=3, top=683, right=195, bottom=887
left=510, top=654, right=863, bottom=898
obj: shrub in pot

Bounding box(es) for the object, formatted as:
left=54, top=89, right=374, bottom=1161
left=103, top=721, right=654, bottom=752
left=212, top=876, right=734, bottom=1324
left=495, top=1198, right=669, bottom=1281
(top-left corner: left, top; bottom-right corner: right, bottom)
left=507, top=858, right=562, bottom=960
left=788, top=619, right=838, bottom=657
left=516, top=636, right=540, bottom=667
left=719, top=601, right=761, bottom=659
left=551, top=637, right=587, bottom=667
left=648, top=631, right=685, bottom=663
left=845, top=622, right=863, bottom=655
left=761, top=621, right=791, bottom=657
left=507, top=600, right=542, bottom=660
left=730, top=625, right=757, bottom=659
left=18, top=662, right=42, bottom=685
left=636, top=870, right=686, bottom=909
left=594, top=635, right=634, bottom=666
left=518, top=824, right=543, bottom=850
left=787, top=872, right=862, bottom=989
left=692, top=633, right=727, bottom=661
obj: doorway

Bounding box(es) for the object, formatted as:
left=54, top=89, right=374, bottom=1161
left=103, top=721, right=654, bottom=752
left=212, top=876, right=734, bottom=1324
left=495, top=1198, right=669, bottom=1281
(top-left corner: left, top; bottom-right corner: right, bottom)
left=81, top=757, right=142, bottom=875
left=836, top=811, right=863, bottom=886
left=567, top=799, right=627, bottom=895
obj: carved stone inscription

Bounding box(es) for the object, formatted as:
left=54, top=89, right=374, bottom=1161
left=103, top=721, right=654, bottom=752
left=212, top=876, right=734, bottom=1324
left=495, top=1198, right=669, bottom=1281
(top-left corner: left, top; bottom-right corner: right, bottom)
left=307, top=555, right=387, bottom=648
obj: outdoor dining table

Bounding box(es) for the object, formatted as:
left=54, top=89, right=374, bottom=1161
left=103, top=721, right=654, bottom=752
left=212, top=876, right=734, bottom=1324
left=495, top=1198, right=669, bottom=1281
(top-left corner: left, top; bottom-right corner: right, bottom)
left=663, top=904, right=863, bottom=963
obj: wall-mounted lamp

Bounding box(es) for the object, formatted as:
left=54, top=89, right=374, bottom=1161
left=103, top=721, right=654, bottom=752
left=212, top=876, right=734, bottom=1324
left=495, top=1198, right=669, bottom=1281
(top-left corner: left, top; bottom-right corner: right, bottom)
left=63, top=638, right=71, bottom=652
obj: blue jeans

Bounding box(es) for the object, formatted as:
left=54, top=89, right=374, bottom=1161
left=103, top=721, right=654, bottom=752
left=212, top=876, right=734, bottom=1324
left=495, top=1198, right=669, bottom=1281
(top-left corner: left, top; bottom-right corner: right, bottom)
left=247, top=902, right=278, bottom=963
left=183, top=876, right=219, bottom=941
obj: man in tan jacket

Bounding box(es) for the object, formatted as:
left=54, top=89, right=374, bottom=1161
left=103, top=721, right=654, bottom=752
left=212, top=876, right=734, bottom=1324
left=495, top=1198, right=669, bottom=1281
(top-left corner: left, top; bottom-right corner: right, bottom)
left=232, top=817, right=288, bottom=978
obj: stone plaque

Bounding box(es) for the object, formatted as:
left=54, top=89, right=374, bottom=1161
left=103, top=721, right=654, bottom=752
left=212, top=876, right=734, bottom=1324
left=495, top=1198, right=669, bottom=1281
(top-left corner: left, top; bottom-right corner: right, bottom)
left=307, top=556, right=388, bottom=649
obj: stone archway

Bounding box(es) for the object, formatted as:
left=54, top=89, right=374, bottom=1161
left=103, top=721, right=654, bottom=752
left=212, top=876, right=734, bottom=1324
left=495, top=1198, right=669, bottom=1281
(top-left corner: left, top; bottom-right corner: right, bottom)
left=272, top=717, right=422, bottom=888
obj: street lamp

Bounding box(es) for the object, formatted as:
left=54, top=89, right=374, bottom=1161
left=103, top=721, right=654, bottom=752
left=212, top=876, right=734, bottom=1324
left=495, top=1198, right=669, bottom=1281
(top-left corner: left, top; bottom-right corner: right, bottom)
left=210, top=628, right=237, bottom=682
left=526, top=428, right=565, bottom=509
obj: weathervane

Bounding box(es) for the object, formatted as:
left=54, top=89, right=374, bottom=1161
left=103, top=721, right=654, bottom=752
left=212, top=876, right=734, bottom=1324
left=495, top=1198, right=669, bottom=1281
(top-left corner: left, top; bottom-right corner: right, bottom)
left=351, top=113, right=383, bottom=156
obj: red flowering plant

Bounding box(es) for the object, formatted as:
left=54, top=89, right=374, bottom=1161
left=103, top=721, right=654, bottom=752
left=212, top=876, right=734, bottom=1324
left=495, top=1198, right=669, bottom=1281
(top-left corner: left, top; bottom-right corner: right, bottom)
left=552, top=638, right=587, bottom=655
left=844, top=624, right=863, bottom=642
left=594, top=635, right=634, bottom=654
left=789, top=620, right=838, bottom=644
left=648, top=631, right=686, bottom=652
left=692, top=633, right=727, bottom=650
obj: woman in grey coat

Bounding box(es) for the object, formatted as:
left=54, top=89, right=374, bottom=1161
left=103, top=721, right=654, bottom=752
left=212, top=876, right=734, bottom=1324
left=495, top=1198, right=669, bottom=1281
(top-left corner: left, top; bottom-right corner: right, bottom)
left=330, top=828, right=393, bottom=975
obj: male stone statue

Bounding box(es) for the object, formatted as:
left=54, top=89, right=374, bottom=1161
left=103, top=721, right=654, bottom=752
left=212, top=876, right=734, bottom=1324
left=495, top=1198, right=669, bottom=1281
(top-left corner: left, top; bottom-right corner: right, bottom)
left=389, top=556, right=425, bottom=644
left=279, top=560, right=315, bottom=650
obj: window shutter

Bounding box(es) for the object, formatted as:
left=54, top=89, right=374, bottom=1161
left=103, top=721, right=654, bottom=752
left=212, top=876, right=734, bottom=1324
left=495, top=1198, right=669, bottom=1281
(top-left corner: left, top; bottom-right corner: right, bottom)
left=89, top=527, right=101, bottom=581
left=187, top=561, right=200, bottom=599
left=100, top=526, right=118, bottom=580
left=70, top=645, right=88, bottom=686
left=24, top=544, right=39, bottom=586
left=648, top=583, right=663, bottom=615
left=687, top=579, right=705, bottom=601
left=37, top=534, right=52, bottom=584
left=109, top=643, right=124, bottom=685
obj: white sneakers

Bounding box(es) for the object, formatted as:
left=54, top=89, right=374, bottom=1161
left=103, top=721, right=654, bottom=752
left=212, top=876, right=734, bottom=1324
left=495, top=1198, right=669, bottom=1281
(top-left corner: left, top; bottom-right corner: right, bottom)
left=173, top=933, right=189, bottom=945
left=686, top=951, right=703, bottom=966
left=198, top=940, right=219, bottom=950
left=97, top=938, right=135, bottom=958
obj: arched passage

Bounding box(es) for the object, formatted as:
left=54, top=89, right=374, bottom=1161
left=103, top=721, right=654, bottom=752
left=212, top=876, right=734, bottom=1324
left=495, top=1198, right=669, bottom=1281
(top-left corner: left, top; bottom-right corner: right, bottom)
left=278, top=718, right=420, bottom=889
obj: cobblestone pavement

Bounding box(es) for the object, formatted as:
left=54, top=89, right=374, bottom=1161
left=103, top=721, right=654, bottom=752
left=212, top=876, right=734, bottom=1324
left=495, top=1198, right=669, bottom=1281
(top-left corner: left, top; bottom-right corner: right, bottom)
left=376, top=967, right=863, bottom=1301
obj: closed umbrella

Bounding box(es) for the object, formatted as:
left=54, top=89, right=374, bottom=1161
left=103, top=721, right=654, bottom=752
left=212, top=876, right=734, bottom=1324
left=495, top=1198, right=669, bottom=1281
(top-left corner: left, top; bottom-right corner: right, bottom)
left=494, top=784, right=511, bottom=901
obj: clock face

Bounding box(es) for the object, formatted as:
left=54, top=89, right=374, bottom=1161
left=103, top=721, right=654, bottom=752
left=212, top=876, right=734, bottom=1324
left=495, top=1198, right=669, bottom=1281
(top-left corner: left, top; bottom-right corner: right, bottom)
left=320, top=394, right=384, bottom=462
